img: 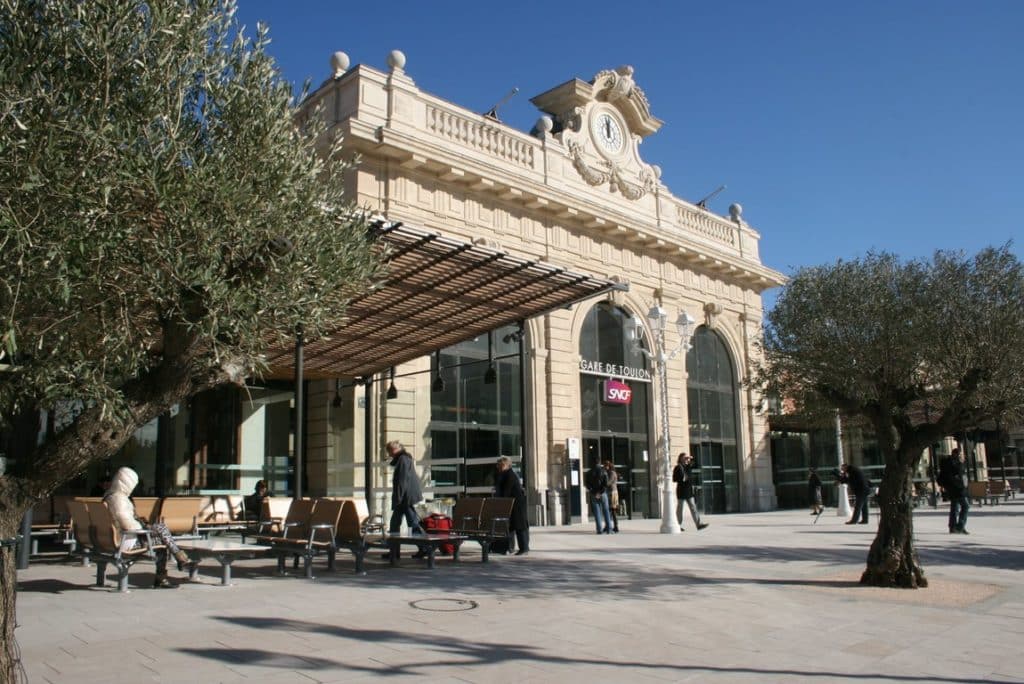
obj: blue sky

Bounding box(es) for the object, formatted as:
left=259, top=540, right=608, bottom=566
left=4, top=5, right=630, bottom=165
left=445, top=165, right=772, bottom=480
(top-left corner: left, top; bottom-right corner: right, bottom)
left=236, top=1, right=1023, bottom=306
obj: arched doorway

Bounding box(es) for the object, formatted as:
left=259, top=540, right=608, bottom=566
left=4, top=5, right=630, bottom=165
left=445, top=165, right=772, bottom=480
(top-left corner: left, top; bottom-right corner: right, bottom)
left=686, top=327, right=741, bottom=513
left=578, top=303, right=653, bottom=519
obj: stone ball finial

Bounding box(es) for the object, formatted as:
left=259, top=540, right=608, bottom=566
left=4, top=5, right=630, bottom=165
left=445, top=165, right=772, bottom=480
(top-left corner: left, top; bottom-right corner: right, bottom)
left=652, top=164, right=662, bottom=180
left=387, top=50, right=406, bottom=71
left=536, top=116, right=554, bottom=134
left=330, top=51, right=350, bottom=77
left=729, top=203, right=743, bottom=221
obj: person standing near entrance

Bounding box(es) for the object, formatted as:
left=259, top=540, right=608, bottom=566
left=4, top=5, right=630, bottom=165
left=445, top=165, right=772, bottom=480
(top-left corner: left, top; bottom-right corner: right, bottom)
left=603, top=460, right=620, bottom=533
left=385, top=440, right=424, bottom=535
left=938, top=447, right=970, bottom=534
left=586, top=458, right=612, bottom=534
left=836, top=463, right=871, bottom=525
left=495, top=456, right=530, bottom=555
left=673, top=452, right=708, bottom=531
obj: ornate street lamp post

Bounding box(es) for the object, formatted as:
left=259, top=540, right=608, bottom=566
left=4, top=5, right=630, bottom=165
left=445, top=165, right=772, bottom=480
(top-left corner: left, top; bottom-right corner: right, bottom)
left=634, top=305, right=696, bottom=535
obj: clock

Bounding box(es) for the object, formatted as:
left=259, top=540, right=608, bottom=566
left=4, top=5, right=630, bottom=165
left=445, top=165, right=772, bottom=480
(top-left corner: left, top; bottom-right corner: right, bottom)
left=591, top=110, right=624, bottom=155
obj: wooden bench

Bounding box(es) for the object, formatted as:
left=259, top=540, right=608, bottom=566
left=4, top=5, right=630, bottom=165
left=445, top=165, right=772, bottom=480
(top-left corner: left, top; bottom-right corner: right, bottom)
left=260, top=498, right=344, bottom=579
left=28, top=497, right=70, bottom=555
left=967, top=481, right=999, bottom=506
left=65, top=499, right=95, bottom=566
left=334, top=499, right=372, bottom=574
left=986, top=480, right=1010, bottom=502
left=156, top=496, right=205, bottom=536
left=78, top=500, right=167, bottom=592
left=451, top=497, right=513, bottom=562
left=1007, top=478, right=1021, bottom=498
left=240, top=496, right=293, bottom=541
left=195, top=495, right=247, bottom=534
left=133, top=497, right=162, bottom=525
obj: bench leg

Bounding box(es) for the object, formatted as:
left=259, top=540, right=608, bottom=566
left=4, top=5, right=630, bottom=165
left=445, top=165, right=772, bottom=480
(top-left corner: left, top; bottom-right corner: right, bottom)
left=426, top=546, right=436, bottom=569
left=276, top=555, right=286, bottom=574
left=327, top=548, right=336, bottom=572
left=116, top=564, right=130, bottom=593
left=481, top=540, right=490, bottom=563
left=352, top=547, right=366, bottom=575
left=304, top=554, right=313, bottom=580
left=452, top=542, right=461, bottom=563
left=95, top=561, right=107, bottom=587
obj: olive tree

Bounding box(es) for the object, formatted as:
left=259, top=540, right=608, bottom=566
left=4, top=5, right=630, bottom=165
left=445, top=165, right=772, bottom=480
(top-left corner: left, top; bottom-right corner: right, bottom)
left=757, top=247, right=1024, bottom=588
left=0, top=0, right=383, bottom=677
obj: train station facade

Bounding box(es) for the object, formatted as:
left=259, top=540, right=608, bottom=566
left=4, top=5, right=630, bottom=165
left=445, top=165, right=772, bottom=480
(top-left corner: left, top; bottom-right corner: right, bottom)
left=74, top=52, right=787, bottom=524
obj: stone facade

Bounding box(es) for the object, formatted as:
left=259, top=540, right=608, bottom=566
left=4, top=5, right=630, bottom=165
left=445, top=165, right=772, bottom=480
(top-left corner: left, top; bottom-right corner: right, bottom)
left=300, top=51, right=785, bottom=520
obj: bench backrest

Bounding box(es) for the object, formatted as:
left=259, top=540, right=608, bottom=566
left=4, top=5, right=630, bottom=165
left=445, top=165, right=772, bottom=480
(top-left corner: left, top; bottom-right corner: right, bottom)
left=480, top=497, right=514, bottom=534
left=87, top=501, right=122, bottom=552
left=335, top=499, right=362, bottom=540
left=308, top=498, right=345, bottom=543
left=452, top=497, right=485, bottom=532
left=133, top=497, right=162, bottom=525
left=987, top=480, right=1007, bottom=496
left=967, top=481, right=989, bottom=497
left=52, top=495, right=75, bottom=525
left=158, top=496, right=204, bottom=535
left=280, top=498, right=316, bottom=539
left=31, top=498, right=54, bottom=525
left=262, top=496, right=293, bottom=522
left=65, top=499, right=93, bottom=549
left=196, top=495, right=245, bottom=525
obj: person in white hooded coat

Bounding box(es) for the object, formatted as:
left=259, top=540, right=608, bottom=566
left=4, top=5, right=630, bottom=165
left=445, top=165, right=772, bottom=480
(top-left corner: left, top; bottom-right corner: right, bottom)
left=104, top=466, right=194, bottom=587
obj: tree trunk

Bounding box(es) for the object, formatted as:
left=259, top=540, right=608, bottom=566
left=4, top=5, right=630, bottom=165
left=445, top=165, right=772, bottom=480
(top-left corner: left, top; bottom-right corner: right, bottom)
left=861, top=454, right=927, bottom=588
left=0, top=481, right=29, bottom=682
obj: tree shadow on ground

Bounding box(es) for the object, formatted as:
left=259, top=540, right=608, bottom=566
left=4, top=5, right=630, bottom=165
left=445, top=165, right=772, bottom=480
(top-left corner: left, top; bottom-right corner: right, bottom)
left=177, top=617, right=1000, bottom=683
left=16, top=578, right=96, bottom=594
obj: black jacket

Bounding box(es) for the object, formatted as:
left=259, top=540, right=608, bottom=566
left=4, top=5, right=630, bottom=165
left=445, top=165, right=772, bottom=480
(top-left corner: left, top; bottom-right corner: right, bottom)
left=837, top=465, right=871, bottom=495
left=938, top=456, right=968, bottom=497
left=807, top=472, right=822, bottom=497
left=390, top=450, right=422, bottom=510
left=495, top=468, right=529, bottom=530
left=586, top=464, right=609, bottom=496
left=673, top=460, right=698, bottom=499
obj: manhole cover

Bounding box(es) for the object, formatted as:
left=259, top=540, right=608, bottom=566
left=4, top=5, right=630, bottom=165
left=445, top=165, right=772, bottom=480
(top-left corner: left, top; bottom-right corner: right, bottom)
left=409, top=598, right=479, bottom=612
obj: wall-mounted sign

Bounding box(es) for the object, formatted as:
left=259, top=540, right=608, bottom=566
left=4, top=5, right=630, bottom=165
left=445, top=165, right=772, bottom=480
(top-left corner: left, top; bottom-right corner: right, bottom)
left=579, top=359, right=651, bottom=382
left=602, top=379, right=633, bottom=405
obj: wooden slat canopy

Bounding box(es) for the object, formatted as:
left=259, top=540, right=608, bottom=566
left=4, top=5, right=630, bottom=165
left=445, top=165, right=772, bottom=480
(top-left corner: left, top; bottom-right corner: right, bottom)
left=264, top=221, right=623, bottom=379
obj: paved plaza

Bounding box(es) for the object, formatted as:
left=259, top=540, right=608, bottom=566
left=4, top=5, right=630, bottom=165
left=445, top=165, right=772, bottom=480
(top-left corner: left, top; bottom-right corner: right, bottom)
left=14, top=499, right=1024, bottom=683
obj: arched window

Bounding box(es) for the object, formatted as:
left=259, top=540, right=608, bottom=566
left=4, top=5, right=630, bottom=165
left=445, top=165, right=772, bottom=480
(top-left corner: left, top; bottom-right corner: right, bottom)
left=686, top=327, right=741, bottom=513
left=578, top=303, right=652, bottom=518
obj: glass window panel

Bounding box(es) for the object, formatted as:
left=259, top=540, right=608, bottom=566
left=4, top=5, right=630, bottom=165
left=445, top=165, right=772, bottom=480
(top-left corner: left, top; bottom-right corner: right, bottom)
left=499, top=360, right=520, bottom=426
left=580, top=376, right=601, bottom=432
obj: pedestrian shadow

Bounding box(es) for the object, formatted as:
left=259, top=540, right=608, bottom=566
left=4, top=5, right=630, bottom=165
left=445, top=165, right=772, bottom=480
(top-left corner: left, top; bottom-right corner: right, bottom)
left=178, top=617, right=996, bottom=682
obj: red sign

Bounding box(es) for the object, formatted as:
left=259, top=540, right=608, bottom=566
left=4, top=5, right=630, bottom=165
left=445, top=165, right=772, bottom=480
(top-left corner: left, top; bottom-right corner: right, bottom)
left=602, top=379, right=633, bottom=405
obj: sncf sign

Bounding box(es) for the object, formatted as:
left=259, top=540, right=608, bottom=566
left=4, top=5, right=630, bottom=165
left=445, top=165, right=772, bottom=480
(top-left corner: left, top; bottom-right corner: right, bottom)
left=602, top=379, right=633, bottom=405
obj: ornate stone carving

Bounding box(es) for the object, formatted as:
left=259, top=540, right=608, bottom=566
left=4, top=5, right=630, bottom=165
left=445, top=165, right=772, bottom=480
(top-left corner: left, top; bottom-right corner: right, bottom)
left=567, top=139, right=657, bottom=200
left=567, top=139, right=610, bottom=186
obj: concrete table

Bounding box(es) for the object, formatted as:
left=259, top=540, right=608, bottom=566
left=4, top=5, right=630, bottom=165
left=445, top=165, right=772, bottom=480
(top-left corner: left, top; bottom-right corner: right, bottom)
left=176, top=539, right=271, bottom=585
left=366, top=533, right=466, bottom=569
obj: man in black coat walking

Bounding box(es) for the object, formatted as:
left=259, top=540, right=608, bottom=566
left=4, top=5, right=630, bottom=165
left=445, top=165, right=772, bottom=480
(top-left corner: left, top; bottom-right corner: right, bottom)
left=836, top=463, right=871, bottom=525
left=939, top=447, right=970, bottom=534
left=386, top=440, right=424, bottom=535
left=495, top=456, right=529, bottom=555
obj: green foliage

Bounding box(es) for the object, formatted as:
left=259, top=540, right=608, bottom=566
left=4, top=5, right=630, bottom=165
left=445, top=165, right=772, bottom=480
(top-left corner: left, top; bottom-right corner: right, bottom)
left=757, top=247, right=1024, bottom=453
left=0, top=0, right=384, bottom=423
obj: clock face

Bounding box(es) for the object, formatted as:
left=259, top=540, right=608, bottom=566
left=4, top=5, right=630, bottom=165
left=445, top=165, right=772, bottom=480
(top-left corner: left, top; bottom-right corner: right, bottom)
left=591, top=111, right=624, bottom=155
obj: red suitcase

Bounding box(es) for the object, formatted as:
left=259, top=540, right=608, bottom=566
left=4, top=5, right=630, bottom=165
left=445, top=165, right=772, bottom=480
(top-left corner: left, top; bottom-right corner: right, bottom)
left=422, top=513, right=455, bottom=555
